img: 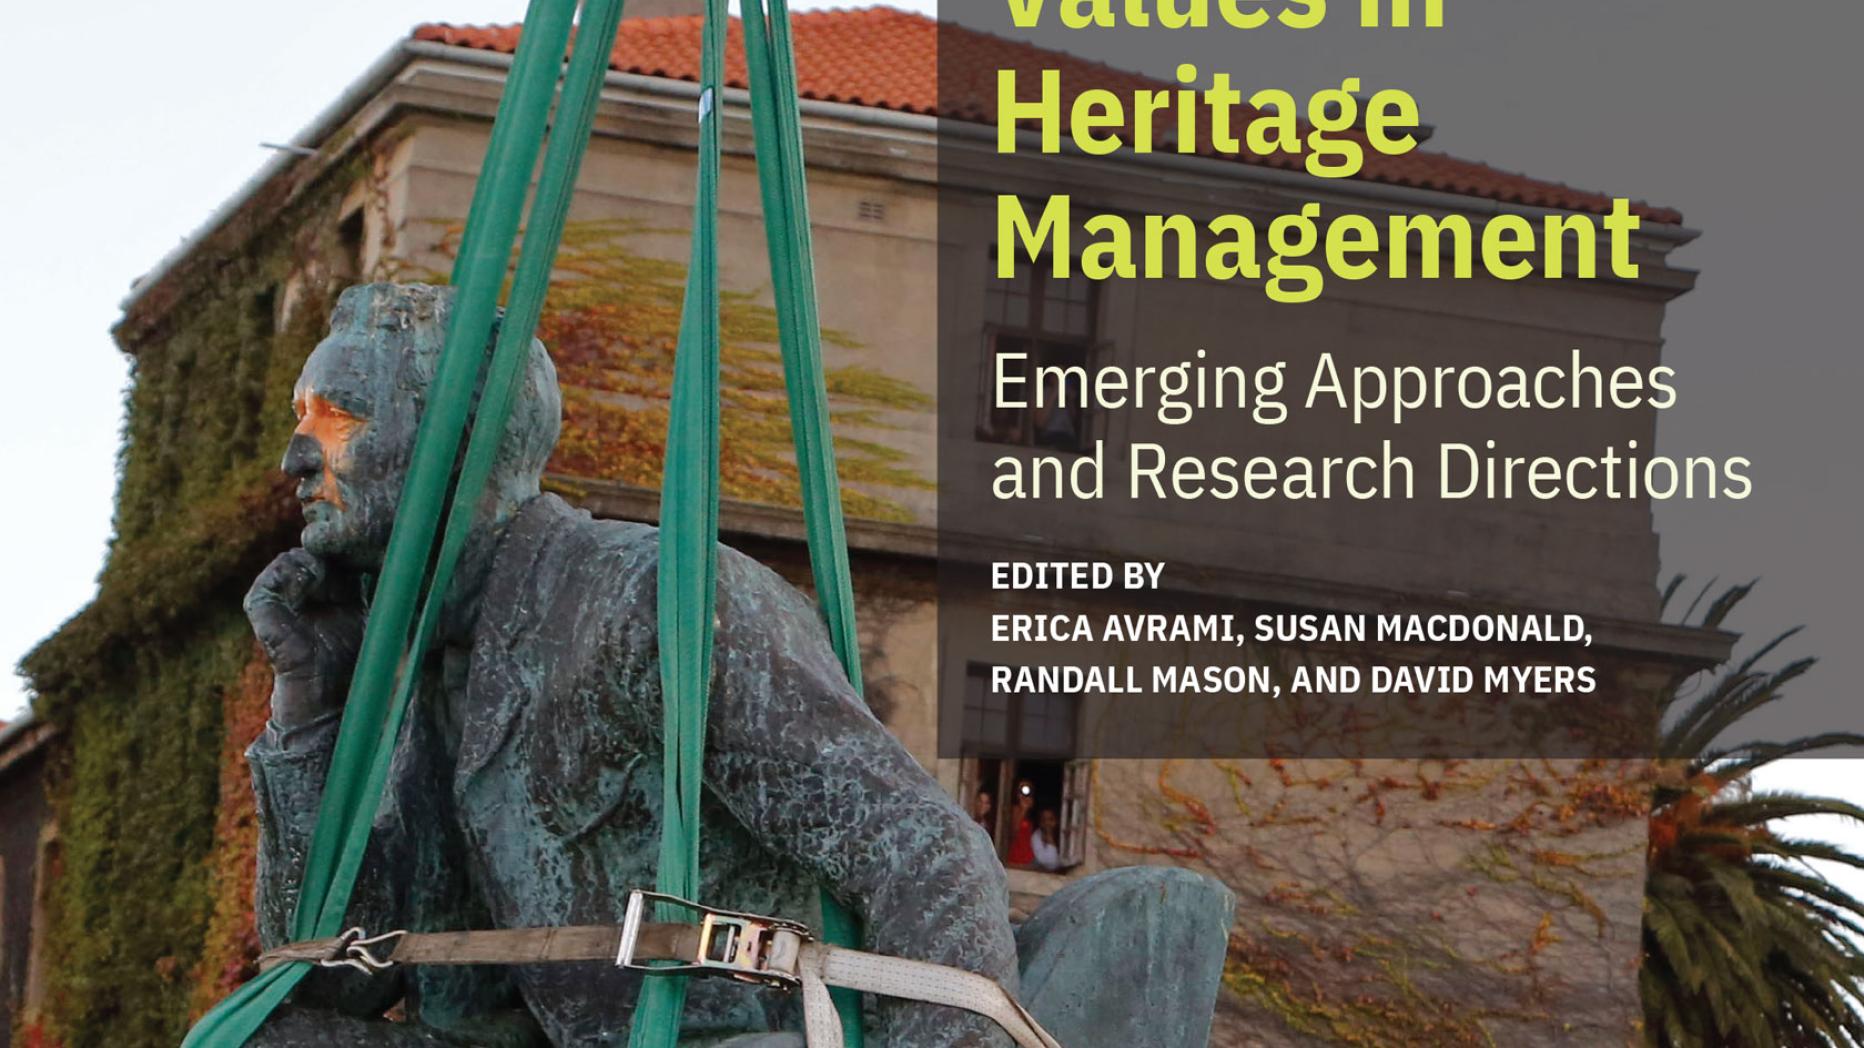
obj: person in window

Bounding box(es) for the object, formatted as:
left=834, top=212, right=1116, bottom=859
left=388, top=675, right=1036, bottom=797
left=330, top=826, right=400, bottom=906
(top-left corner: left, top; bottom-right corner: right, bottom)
left=1030, top=809, right=1063, bottom=872
left=1006, top=781, right=1037, bottom=866
left=971, top=789, right=994, bottom=832
left=1033, top=402, right=1082, bottom=450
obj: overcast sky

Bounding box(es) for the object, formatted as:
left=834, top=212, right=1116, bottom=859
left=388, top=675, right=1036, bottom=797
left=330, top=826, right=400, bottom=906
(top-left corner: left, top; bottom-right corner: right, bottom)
left=2, top=2, right=1857, bottom=871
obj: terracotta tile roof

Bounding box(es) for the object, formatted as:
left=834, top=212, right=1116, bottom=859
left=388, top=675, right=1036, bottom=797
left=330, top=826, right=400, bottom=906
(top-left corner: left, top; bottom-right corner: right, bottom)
left=412, top=7, right=1682, bottom=224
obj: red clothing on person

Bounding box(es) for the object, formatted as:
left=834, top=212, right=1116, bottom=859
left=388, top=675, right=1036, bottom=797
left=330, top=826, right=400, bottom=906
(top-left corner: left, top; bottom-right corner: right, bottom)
left=1008, top=817, right=1035, bottom=865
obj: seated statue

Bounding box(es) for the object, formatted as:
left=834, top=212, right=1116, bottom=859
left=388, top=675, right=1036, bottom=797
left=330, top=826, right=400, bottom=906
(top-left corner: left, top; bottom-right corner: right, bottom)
left=242, top=283, right=1233, bottom=1046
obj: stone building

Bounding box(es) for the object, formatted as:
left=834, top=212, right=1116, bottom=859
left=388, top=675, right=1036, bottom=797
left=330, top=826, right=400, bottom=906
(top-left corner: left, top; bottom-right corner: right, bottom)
left=17, top=8, right=1729, bottom=1045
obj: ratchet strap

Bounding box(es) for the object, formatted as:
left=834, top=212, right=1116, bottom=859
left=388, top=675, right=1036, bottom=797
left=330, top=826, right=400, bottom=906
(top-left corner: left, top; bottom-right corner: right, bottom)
left=255, top=892, right=1063, bottom=1048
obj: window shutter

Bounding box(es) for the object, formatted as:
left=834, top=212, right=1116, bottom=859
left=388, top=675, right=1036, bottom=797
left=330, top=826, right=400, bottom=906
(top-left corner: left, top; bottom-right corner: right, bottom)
left=1060, top=759, right=1092, bottom=868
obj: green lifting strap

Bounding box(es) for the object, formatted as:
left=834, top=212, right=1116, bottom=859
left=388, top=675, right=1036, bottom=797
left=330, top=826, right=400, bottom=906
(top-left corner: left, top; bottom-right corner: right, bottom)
left=632, top=0, right=870, bottom=1044
left=739, top=0, right=870, bottom=1041
left=623, top=0, right=725, bottom=1038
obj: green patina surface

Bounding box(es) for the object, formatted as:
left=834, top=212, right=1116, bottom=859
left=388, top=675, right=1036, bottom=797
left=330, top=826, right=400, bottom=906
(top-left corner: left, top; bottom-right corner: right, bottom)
left=429, top=218, right=934, bottom=523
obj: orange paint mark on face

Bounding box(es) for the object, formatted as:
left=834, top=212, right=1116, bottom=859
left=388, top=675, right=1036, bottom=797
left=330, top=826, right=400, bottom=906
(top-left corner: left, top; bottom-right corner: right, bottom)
left=292, top=390, right=363, bottom=510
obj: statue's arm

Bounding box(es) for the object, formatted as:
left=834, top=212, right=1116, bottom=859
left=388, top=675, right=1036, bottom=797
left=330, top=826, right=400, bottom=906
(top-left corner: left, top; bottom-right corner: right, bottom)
left=243, top=549, right=405, bottom=1017
left=700, top=554, right=1019, bottom=1048
left=246, top=715, right=409, bottom=1017
left=248, top=704, right=546, bottom=1044
left=245, top=552, right=545, bottom=1041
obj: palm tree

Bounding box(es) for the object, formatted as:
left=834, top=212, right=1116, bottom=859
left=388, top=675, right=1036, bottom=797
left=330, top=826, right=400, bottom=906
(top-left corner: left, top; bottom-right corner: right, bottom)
left=1643, top=578, right=1864, bottom=1046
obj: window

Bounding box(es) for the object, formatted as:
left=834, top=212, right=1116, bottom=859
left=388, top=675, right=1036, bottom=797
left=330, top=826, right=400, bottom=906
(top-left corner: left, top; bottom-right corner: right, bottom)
left=959, top=664, right=1088, bottom=872
left=335, top=208, right=366, bottom=283
left=977, top=255, right=1102, bottom=452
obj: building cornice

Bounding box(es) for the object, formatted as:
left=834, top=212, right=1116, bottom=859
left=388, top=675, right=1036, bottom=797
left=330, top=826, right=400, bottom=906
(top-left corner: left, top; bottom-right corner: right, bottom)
left=0, top=714, right=57, bottom=778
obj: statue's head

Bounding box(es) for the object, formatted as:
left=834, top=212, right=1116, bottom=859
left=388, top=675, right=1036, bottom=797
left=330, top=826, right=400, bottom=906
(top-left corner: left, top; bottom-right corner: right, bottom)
left=284, top=283, right=562, bottom=571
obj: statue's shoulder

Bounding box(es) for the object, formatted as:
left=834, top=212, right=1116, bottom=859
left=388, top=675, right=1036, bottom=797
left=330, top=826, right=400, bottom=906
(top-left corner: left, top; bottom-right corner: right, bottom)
left=502, top=492, right=648, bottom=553
left=490, top=493, right=803, bottom=609
left=481, top=494, right=653, bottom=615
left=482, top=494, right=843, bottom=700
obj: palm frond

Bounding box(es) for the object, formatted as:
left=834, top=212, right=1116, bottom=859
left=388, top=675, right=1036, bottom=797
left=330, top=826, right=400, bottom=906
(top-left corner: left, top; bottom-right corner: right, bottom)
left=1643, top=580, right=1864, bottom=1046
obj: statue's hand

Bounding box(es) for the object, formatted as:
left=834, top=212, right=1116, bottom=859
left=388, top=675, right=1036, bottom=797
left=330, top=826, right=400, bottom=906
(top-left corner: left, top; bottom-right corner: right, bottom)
left=246, top=548, right=365, bottom=732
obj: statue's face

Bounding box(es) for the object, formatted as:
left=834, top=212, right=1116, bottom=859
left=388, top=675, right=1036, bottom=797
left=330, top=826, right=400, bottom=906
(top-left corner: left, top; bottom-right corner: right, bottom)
left=283, top=331, right=413, bottom=570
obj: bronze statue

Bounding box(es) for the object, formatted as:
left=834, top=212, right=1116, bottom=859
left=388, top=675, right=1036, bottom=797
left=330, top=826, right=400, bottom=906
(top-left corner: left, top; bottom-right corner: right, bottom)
left=243, top=283, right=1232, bottom=1046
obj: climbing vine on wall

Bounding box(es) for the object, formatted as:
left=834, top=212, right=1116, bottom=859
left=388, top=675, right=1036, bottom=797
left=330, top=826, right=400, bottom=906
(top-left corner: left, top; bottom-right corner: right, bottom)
left=17, top=142, right=375, bottom=1046
left=1089, top=754, right=1655, bottom=1046
left=427, top=218, right=935, bottom=522
left=1065, top=633, right=1663, bottom=1046
left=187, top=653, right=274, bottom=1021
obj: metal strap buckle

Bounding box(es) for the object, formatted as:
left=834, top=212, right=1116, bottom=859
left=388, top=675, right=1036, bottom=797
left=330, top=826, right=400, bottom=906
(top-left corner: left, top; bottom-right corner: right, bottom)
left=618, top=890, right=812, bottom=989
left=318, top=927, right=408, bottom=975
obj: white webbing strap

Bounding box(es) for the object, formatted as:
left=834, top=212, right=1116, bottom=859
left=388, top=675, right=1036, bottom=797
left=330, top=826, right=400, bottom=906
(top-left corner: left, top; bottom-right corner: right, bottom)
left=799, top=946, right=845, bottom=1047
left=260, top=896, right=1064, bottom=1046
left=796, top=943, right=1063, bottom=1048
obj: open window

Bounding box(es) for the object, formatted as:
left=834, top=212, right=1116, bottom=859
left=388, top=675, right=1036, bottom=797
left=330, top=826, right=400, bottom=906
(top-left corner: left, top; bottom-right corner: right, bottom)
left=958, top=663, right=1088, bottom=872
left=334, top=206, right=367, bottom=284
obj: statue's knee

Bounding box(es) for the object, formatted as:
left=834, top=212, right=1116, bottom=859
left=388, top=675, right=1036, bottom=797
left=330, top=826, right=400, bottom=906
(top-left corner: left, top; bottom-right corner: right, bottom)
left=1019, top=866, right=1234, bottom=950
left=1014, top=867, right=1234, bottom=1048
